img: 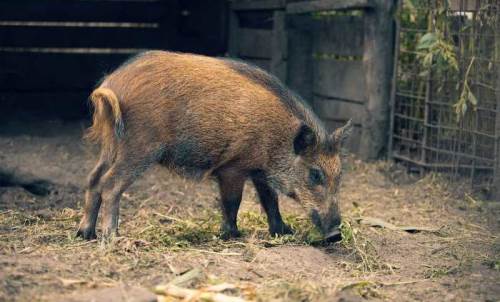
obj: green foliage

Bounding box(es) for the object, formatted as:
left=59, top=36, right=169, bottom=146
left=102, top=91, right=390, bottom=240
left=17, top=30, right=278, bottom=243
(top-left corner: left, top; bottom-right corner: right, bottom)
left=416, top=32, right=458, bottom=78
left=454, top=57, right=477, bottom=119
left=312, top=9, right=363, bottom=19
left=399, top=0, right=484, bottom=121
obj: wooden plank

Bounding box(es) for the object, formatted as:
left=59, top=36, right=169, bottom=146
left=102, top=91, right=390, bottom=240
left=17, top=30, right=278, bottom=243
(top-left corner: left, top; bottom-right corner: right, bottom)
left=228, top=9, right=240, bottom=57
left=0, top=26, right=166, bottom=49
left=0, top=0, right=171, bottom=22
left=323, top=119, right=362, bottom=153
left=287, top=13, right=317, bottom=30
left=175, top=0, right=227, bottom=55
left=494, top=39, right=500, bottom=200
left=313, top=16, right=364, bottom=56
left=387, top=0, right=402, bottom=160
left=313, top=59, right=366, bottom=103
left=237, top=10, right=274, bottom=30
left=359, top=0, right=395, bottom=160
left=0, top=52, right=132, bottom=91
left=286, top=15, right=313, bottom=101
left=287, top=0, right=374, bottom=14
left=270, top=11, right=287, bottom=81
left=238, top=28, right=273, bottom=59
left=312, top=96, right=365, bottom=124
left=232, top=0, right=286, bottom=11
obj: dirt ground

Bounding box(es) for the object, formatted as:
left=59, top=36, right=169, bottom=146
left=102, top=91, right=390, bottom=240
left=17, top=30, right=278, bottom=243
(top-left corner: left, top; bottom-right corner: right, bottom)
left=0, top=120, right=499, bottom=302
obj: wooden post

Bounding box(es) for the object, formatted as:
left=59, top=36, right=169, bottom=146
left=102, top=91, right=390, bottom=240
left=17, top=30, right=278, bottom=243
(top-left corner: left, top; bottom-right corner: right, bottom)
left=228, top=8, right=239, bottom=57
left=270, top=10, right=287, bottom=82
left=494, top=35, right=500, bottom=200
left=359, top=0, right=396, bottom=160
left=286, top=15, right=313, bottom=101
left=387, top=0, right=401, bottom=160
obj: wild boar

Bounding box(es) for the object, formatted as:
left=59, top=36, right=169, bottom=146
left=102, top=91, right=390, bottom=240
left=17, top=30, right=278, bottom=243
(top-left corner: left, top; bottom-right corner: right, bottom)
left=76, top=51, right=352, bottom=241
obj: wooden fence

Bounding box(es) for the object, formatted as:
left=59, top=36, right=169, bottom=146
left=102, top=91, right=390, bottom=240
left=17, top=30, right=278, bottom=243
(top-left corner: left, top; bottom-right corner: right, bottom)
left=310, top=15, right=365, bottom=152
left=228, top=0, right=288, bottom=81
left=229, top=0, right=396, bottom=158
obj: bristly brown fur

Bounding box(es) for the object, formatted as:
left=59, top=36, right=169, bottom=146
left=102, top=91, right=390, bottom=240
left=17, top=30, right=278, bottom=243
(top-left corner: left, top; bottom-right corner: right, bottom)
left=221, top=58, right=329, bottom=145
left=77, top=50, right=349, bottom=240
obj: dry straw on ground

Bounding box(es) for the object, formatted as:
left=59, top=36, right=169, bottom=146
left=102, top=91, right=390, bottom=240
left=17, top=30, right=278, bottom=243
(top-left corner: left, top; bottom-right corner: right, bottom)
left=0, top=126, right=499, bottom=301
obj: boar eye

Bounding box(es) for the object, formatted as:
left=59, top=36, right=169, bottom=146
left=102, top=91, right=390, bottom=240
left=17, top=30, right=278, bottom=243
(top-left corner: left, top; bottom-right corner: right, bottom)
left=309, top=168, right=325, bottom=186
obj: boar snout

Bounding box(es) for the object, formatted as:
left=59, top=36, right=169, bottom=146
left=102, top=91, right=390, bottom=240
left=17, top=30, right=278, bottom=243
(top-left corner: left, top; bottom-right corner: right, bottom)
left=311, top=204, right=342, bottom=241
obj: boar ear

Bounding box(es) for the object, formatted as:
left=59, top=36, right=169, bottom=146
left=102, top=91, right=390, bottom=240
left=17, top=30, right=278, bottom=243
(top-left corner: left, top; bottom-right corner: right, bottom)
left=331, top=119, right=353, bottom=147
left=294, top=124, right=317, bottom=155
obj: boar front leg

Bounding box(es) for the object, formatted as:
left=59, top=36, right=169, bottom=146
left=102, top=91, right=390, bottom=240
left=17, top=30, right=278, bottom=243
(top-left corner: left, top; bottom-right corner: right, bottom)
left=251, top=173, right=293, bottom=236
left=216, top=169, right=246, bottom=239
left=77, top=153, right=110, bottom=240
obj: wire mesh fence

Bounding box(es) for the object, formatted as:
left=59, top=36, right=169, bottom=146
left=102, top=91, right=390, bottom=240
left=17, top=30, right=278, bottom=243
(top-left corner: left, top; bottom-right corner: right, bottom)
left=390, top=0, right=499, bottom=199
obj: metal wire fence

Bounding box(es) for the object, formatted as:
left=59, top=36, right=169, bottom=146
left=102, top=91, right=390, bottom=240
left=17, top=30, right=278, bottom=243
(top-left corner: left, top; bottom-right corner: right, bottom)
left=390, top=0, right=499, bottom=199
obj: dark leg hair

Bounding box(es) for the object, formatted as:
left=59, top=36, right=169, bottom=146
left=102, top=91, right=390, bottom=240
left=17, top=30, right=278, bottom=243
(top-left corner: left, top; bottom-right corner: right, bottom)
left=216, top=168, right=246, bottom=239
left=251, top=172, right=293, bottom=236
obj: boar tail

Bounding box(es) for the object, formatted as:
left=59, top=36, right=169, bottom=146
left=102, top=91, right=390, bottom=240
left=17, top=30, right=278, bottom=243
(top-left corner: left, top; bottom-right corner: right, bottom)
left=85, top=87, right=124, bottom=148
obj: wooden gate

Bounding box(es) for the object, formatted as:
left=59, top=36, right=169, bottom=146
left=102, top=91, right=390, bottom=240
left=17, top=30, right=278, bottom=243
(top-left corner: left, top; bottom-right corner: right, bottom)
left=229, top=0, right=396, bottom=157
left=228, top=0, right=287, bottom=81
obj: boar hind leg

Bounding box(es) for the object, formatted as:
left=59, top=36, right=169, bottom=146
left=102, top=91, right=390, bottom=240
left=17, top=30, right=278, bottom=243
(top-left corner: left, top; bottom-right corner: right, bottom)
left=99, top=155, right=151, bottom=241
left=77, top=153, right=111, bottom=240
left=251, top=174, right=293, bottom=236
left=216, top=169, right=246, bottom=240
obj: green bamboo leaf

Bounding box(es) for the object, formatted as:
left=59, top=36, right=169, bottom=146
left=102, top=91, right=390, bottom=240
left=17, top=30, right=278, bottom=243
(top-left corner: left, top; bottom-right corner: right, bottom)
left=423, top=53, right=433, bottom=67
left=403, top=0, right=416, bottom=11
left=468, top=91, right=478, bottom=106
left=416, top=33, right=437, bottom=50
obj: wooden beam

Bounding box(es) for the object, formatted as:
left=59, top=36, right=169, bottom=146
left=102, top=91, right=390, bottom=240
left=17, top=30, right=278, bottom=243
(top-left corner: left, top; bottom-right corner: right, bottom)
left=231, top=0, right=285, bottom=11
left=286, top=15, right=313, bottom=101
left=286, top=0, right=374, bottom=14
left=312, top=16, right=364, bottom=56
left=270, top=10, right=287, bottom=81
left=313, top=60, right=366, bottom=103
left=238, top=28, right=273, bottom=59
left=358, top=0, right=396, bottom=160
left=493, top=31, right=500, bottom=200
left=387, top=0, right=402, bottom=160
left=227, top=9, right=239, bottom=57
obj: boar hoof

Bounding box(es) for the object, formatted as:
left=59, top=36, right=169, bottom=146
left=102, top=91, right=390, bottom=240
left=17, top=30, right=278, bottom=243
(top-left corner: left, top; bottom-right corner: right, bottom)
left=76, top=227, right=97, bottom=240
left=270, top=224, right=294, bottom=236
left=220, top=226, right=241, bottom=240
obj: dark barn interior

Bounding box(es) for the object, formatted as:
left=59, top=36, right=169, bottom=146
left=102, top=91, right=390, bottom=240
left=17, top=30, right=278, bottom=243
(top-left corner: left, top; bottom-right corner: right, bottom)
left=0, top=0, right=228, bottom=120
